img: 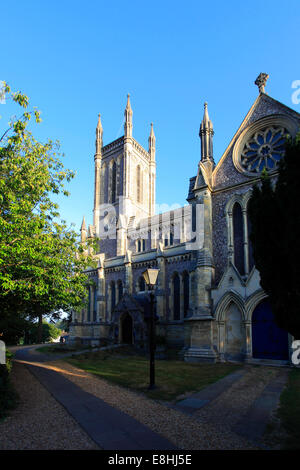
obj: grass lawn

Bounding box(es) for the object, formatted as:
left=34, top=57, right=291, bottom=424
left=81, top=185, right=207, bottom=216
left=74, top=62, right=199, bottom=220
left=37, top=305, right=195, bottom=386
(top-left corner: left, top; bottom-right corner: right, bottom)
left=36, top=344, right=89, bottom=354
left=277, top=368, right=300, bottom=449
left=65, top=346, right=241, bottom=401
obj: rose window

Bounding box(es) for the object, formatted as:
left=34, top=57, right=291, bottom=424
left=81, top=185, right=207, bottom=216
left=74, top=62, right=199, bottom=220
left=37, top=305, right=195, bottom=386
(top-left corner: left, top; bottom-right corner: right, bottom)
left=240, top=126, right=287, bottom=173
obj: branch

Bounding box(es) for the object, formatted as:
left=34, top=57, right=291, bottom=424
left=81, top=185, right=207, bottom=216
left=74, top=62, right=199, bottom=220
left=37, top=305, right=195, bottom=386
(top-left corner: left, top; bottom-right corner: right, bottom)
left=0, top=110, right=40, bottom=143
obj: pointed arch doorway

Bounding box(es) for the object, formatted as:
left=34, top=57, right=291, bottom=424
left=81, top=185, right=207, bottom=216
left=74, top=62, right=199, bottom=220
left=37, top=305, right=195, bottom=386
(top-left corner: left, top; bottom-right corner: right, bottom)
left=120, top=312, right=133, bottom=344
left=252, top=300, right=289, bottom=360
left=224, top=302, right=246, bottom=361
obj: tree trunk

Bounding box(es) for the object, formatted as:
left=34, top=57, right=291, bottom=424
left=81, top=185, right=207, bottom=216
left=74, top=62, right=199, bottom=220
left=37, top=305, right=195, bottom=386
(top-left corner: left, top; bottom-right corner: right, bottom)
left=37, top=313, right=43, bottom=343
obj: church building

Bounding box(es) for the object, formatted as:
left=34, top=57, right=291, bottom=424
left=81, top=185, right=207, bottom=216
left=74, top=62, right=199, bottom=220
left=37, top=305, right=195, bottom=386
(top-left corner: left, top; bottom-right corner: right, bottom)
left=69, top=74, right=300, bottom=364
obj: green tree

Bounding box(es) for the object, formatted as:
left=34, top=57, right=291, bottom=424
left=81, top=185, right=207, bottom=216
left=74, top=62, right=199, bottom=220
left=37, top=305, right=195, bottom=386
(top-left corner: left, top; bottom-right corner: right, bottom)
left=55, top=314, right=72, bottom=332
left=24, top=320, right=62, bottom=344
left=248, top=133, right=300, bottom=339
left=0, top=82, right=96, bottom=344
left=0, top=310, right=28, bottom=345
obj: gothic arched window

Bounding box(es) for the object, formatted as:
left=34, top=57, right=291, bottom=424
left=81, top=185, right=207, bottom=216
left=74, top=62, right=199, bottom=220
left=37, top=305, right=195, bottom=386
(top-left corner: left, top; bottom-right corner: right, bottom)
left=139, top=276, right=146, bottom=292
left=183, top=271, right=189, bottom=318
left=93, top=285, right=97, bottom=321
left=247, top=211, right=255, bottom=272
left=87, top=286, right=91, bottom=322
left=233, top=202, right=245, bottom=275
left=117, top=280, right=123, bottom=302
left=111, top=281, right=116, bottom=314
left=118, top=158, right=123, bottom=196
left=192, top=203, right=197, bottom=233
left=152, top=174, right=155, bottom=208
left=137, top=165, right=141, bottom=203
left=164, top=234, right=169, bottom=247
left=101, top=164, right=106, bottom=204
left=173, top=273, right=180, bottom=320
left=104, top=164, right=108, bottom=204
left=227, top=194, right=258, bottom=277
left=136, top=239, right=146, bottom=252
left=140, top=169, right=143, bottom=203
left=111, top=161, right=117, bottom=203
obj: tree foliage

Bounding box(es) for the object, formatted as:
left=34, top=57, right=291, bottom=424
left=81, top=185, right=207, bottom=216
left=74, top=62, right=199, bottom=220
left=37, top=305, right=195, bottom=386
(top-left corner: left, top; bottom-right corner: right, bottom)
left=248, top=133, right=300, bottom=339
left=24, top=320, right=62, bottom=344
left=0, top=82, right=96, bottom=343
left=55, top=314, right=72, bottom=333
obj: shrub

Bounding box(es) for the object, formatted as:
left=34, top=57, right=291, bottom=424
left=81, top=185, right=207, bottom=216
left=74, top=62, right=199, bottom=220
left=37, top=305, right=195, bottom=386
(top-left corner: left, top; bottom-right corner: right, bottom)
left=0, top=351, right=19, bottom=420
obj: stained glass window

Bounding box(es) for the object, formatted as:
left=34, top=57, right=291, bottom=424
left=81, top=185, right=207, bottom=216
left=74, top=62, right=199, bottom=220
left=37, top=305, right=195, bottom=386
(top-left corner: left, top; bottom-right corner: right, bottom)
left=241, top=127, right=287, bottom=173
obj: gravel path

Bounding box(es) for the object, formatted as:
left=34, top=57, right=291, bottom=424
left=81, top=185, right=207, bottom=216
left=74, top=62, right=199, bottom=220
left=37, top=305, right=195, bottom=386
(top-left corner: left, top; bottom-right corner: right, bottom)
left=195, top=365, right=279, bottom=427
left=0, top=361, right=99, bottom=450
left=43, top=359, right=260, bottom=450
left=0, top=349, right=286, bottom=450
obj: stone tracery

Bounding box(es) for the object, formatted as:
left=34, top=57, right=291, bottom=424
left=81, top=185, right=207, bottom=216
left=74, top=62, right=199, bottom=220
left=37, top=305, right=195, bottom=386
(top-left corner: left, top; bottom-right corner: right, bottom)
left=240, top=126, right=287, bottom=173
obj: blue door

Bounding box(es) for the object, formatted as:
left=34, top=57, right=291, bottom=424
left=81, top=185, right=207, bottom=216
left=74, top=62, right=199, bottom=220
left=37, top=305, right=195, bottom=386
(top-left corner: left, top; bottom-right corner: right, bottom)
left=252, top=300, right=289, bottom=360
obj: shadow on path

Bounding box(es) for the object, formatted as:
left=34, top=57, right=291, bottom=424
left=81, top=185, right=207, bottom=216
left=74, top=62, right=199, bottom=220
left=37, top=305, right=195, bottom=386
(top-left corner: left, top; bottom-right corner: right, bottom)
left=14, top=347, right=176, bottom=451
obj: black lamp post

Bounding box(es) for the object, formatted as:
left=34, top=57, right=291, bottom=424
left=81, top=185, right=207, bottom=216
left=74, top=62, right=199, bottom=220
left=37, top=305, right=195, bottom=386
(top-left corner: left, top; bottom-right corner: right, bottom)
left=142, top=268, right=159, bottom=390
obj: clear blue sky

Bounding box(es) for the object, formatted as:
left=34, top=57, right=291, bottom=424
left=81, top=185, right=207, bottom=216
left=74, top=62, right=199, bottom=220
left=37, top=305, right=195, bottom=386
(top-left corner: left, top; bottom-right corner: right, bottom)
left=1, top=0, right=299, bottom=231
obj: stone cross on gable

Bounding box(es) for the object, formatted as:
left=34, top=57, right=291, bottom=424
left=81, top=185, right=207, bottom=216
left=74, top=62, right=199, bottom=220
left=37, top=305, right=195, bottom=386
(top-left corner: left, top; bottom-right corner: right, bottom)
left=255, top=73, right=269, bottom=93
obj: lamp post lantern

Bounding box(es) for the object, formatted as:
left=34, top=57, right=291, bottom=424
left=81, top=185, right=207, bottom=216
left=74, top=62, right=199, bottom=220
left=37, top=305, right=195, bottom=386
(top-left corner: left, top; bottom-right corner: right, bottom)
left=142, top=268, right=159, bottom=390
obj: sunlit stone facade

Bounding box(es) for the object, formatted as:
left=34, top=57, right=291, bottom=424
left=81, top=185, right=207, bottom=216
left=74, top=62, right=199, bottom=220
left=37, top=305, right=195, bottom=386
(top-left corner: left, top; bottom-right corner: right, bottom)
left=70, top=76, right=300, bottom=364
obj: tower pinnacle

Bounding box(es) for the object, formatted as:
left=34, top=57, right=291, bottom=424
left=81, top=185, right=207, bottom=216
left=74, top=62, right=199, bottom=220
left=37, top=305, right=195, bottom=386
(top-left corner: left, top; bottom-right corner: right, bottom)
left=95, top=113, right=103, bottom=155
left=81, top=216, right=86, bottom=231
left=80, top=216, right=87, bottom=242
left=148, top=122, right=156, bottom=158
left=97, top=113, right=102, bottom=131
left=124, top=94, right=133, bottom=137
left=199, top=102, right=214, bottom=162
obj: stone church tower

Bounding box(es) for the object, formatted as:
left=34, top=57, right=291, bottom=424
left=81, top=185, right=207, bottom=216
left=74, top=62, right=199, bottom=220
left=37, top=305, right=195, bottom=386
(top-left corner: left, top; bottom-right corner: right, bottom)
left=89, top=95, right=156, bottom=258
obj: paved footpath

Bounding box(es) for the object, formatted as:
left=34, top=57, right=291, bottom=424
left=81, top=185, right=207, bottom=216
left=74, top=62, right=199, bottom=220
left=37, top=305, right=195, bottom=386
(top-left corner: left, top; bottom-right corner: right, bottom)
left=172, top=365, right=289, bottom=448
left=14, top=347, right=175, bottom=450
